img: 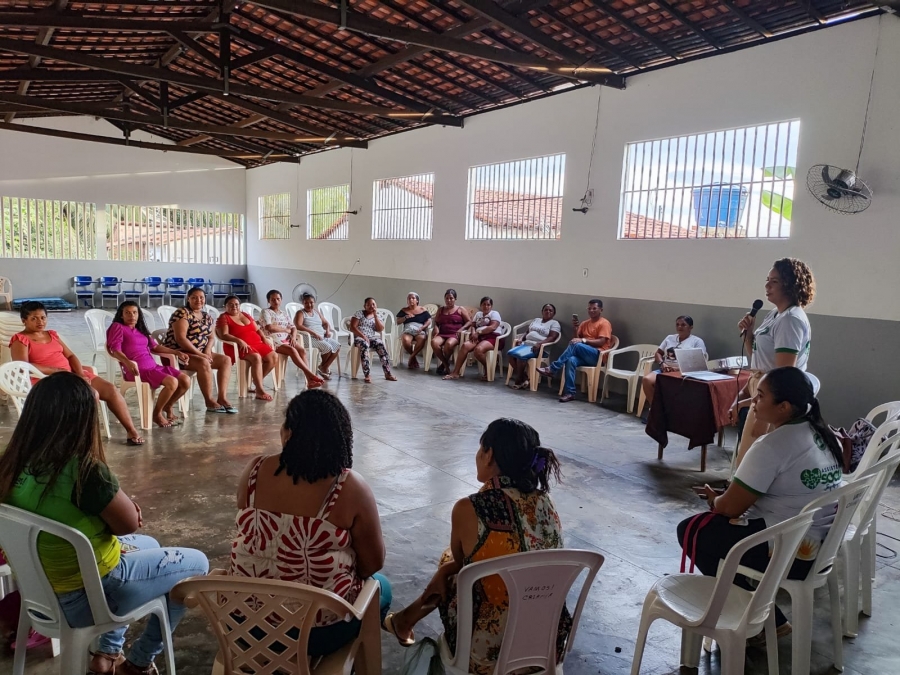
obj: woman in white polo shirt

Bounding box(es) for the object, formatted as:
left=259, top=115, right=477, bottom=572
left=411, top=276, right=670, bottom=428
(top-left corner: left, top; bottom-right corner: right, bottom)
left=640, top=315, right=707, bottom=406
left=733, top=257, right=815, bottom=468
left=678, top=366, right=843, bottom=637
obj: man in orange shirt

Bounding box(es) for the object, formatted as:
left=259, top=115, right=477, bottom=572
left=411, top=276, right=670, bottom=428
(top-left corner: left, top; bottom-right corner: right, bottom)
left=537, top=299, right=612, bottom=402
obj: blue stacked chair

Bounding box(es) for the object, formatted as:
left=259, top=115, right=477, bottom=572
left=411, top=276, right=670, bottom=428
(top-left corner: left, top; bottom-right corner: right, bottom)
left=229, top=278, right=254, bottom=303
left=143, top=277, right=166, bottom=308
left=97, top=277, right=123, bottom=309
left=73, top=276, right=96, bottom=308
left=205, top=279, right=231, bottom=307
left=121, top=280, right=146, bottom=307
left=164, top=278, right=187, bottom=305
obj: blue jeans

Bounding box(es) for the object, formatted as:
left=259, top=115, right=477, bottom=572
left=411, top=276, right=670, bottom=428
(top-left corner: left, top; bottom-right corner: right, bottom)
left=550, top=342, right=599, bottom=395
left=57, top=534, right=209, bottom=667
left=508, top=344, right=537, bottom=360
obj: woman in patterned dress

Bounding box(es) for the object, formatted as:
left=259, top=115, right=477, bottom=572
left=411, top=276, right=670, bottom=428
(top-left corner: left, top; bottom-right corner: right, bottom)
left=382, top=418, right=570, bottom=675
left=231, top=389, right=392, bottom=656
left=162, top=286, right=235, bottom=413
left=259, top=289, right=323, bottom=387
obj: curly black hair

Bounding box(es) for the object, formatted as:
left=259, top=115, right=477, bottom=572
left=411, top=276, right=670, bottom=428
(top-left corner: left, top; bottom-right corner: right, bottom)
left=480, top=418, right=561, bottom=493
left=275, top=389, right=353, bottom=483
left=773, top=258, right=816, bottom=308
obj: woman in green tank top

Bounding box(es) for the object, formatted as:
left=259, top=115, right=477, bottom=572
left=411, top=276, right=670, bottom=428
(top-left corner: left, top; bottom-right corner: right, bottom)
left=0, top=373, right=208, bottom=675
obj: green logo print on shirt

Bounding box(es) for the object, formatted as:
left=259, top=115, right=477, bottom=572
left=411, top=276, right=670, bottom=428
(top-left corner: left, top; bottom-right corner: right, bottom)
left=800, top=465, right=842, bottom=490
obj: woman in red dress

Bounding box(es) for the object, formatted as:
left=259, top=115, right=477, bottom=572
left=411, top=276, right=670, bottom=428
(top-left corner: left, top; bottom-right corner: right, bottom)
left=216, top=295, right=278, bottom=401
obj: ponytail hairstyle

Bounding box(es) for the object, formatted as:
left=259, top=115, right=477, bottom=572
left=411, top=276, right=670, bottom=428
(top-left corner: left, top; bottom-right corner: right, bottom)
left=764, top=367, right=842, bottom=466
left=480, top=418, right=561, bottom=493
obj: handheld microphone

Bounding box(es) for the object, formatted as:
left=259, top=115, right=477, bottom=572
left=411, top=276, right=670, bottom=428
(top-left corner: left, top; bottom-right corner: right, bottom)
left=740, top=299, right=764, bottom=337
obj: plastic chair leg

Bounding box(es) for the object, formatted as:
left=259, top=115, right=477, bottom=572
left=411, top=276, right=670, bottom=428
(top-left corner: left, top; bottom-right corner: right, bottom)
left=789, top=586, right=814, bottom=675
left=140, top=384, right=153, bottom=430
left=558, top=367, right=565, bottom=397
left=765, top=612, right=780, bottom=675
left=636, top=386, right=647, bottom=418
left=679, top=628, right=702, bottom=668
left=719, top=638, right=746, bottom=675
left=588, top=372, right=599, bottom=403
left=626, top=377, right=637, bottom=413
left=99, top=402, right=111, bottom=439
left=12, top=604, right=30, bottom=675
left=843, top=540, right=861, bottom=636
left=862, top=529, right=875, bottom=617
left=528, top=360, right=540, bottom=392
left=629, top=616, right=653, bottom=675
left=505, top=364, right=514, bottom=386
left=828, top=571, right=844, bottom=671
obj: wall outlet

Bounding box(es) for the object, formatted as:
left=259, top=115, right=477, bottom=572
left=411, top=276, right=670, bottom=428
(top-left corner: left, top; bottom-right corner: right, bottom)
left=582, top=268, right=589, bottom=278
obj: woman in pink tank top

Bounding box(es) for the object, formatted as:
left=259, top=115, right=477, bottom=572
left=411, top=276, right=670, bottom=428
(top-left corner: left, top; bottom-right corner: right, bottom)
left=430, top=289, right=472, bottom=376
left=231, top=389, right=392, bottom=656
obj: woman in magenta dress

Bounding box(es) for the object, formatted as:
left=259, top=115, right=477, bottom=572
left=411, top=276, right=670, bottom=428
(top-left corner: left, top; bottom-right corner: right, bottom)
left=107, top=301, right=194, bottom=429
left=216, top=295, right=279, bottom=401
left=10, top=300, right=144, bottom=445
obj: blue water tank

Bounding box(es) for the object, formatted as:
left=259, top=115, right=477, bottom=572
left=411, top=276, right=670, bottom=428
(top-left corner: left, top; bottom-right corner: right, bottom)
left=691, top=184, right=748, bottom=230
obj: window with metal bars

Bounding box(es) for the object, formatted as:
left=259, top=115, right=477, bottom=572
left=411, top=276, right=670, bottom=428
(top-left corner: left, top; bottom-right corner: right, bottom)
left=106, top=204, right=245, bottom=264
left=307, top=185, right=350, bottom=240
left=466, top=154, right=565, bottom=240
left=619, top=120, right=800, bottom=240
left=259, top=193, right=291, bottom=240
left=372, top=173, right=434, bottom=240
left=0, top=196, right=97, bottom=259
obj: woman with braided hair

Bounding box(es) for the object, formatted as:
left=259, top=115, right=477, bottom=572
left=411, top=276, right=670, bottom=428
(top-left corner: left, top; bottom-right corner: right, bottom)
left=733, top=257, right=817, bottom=468
left=230, top=389, right=391, bottom=656
left=381, top=418, right=569, bottom=675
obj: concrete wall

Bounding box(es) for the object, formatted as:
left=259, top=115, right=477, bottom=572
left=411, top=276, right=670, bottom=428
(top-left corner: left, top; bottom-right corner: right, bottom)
left=0, top=117, right=247, bottom=301
left=244, top=17, right=900, bottom=424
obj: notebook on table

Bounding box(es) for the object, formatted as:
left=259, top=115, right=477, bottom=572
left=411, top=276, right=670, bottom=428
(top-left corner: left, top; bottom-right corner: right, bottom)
left=675, top=348, right=732, bottom=382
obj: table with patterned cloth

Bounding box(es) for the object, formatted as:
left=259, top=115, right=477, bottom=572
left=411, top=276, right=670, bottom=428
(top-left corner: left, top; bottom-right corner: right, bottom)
left=645, top=370, right=752, bottom=471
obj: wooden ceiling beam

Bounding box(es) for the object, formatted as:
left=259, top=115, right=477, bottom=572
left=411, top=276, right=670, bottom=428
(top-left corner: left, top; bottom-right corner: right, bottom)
left=167, top=29, right=222, bottom=68
left=540, top=6, right=642, bottom=70
left=719, top=0, right=773, bottom=38
left=5, top=0, right=69, bottom=123
left=589, top=2, right=681, bottom=60
left=231, top=29, right=463, bottom=122
left=655, top=1, right=723, bottom=50
left=0, top=36, right=454, bottom=120
left=0, top=92, right=367, bottom=146
left=0, top=120, right=293, bottom=160
left=0, top=13, right=225, bottom=32
left=245, top=0, right=624, bottom=87
left=455, top=0, right=621, bottom=77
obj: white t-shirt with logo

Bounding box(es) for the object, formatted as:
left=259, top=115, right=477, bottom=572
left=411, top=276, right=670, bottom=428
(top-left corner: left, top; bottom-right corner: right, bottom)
left=751, top=306, right=811, bottom=372
left=524, top=318, right=561, bottom=345
left=658, top=333, right=707, bottom=366
left=473, top=310, right=502, bottom=335
left=735, top=420, right=842, bottom=559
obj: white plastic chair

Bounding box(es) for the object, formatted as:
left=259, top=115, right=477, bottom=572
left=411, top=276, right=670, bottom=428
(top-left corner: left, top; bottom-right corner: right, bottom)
left=438, top=549, right=604, bottom=675
left=454, top=321, right=511, bottom=382
left=0, top=361, right=111, bottom=438
left=157, top=304, right=177, bottom=328
left=116, top=337, right=190, bottom=428
left=149, top=329, right=195, bottom=413
left=630, top=510, right=816, bottom=675
left=865, top=401, right=900, bottom=429
left=0, top=504, right=176, bottom=675
left=319, top=302, right=351, bottom=348
left=0, top=276, right=12, bottom=310
left=204, top=306, right=221, bottom=323
left=556, top=336, right=620, bottom=403
left=139, top=308, right=156, bottom=333
left=239, top=302, right=262, bottom=321
left=840, top=420, right=900, bottom=637
left=84, top=309, right=117, bottom=379
left=374, top=308, right=399, bottom=362
left=738, top=478, right=874, bottom=674
left=599, top=343, right=658, bottom=413
left=284, top=302, right=302, bottom=322
left=504, top=320, right=562, bottom=392
left=172, top=570, right=381, bottom=675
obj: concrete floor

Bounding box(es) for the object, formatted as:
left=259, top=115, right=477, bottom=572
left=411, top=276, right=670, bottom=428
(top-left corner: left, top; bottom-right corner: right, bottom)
left=1, top=309, right=898, bottom=675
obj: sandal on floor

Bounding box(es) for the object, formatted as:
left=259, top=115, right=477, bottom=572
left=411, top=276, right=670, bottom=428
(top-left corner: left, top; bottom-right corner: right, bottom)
left=381, top=613, right=415, bottom=647
left=317, top=369, right=332, bottom=380
left=206, top=406, right=227, bottom=414
left=118, top=661, right=159, bottom=675
left=87, top=651, right=125, bottom=675
left=385, top=374, right=398, bottom=381
left=126, top=436, right=144, bottom=446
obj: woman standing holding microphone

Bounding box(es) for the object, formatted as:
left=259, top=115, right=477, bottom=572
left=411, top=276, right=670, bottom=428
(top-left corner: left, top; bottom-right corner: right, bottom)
left=733, top=257, right=816, bottom=468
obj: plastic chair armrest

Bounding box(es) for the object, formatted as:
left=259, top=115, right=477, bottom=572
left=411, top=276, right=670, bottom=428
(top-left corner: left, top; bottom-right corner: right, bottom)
left=158, top=353, right=178, bottom=368
left=349, top=577, right=380, bottom=619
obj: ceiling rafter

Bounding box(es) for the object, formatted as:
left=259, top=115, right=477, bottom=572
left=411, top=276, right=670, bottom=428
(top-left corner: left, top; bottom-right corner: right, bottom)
left=587, top=2, right=682, bottom=60
left=718, top=1, right=773, bottom=38
left=654, top=1, right=723, bottom=49
left=244, top=0, right=624, bottom=87
left=0, top=13, right=225, bottom=32
left=538, top=6, right=642, bottom=71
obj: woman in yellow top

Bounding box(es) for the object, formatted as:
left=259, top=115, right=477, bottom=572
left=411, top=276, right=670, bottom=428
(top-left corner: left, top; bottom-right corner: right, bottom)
left=381, top=418, right=569, bottom=675
left=0, top=373, right=208, bottom=675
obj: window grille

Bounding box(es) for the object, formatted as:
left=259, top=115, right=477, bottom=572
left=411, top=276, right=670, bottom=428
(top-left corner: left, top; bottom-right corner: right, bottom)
left=466, top=154, right=565, bottom=240
left=106, top=204, right=245, bottom=264
left=259, top=193, right=291, bottom=240
left=619, top=120, right=800, bottom=239
left=0, top=196, right=96, bottom=259
left=372, top=173, right=434, bottom=240
left=307, top=185, right=350, bottom=240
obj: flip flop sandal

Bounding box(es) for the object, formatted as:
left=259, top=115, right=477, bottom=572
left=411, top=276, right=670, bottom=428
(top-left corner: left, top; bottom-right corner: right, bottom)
left=206, top=406, right=227, bottom=414
left=87, top=651, right=125, bottom=674
left=224, top=406, right=239, bottom=414
left=126, top=437, right=144, bottom=446
left=381, top=613, right=415, bottom=647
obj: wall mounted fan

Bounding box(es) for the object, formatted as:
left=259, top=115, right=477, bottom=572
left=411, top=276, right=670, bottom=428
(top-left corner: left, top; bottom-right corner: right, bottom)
left=806, top=165, right=872, bottom=215
left=292, top=282, right=318, bottom=303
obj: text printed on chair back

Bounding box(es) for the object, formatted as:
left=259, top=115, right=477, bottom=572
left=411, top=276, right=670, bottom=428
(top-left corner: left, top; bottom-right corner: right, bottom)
left=451, top=550, right=604, bottom=675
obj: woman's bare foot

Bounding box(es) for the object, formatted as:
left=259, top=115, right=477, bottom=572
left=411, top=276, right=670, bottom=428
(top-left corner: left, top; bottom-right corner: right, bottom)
left=385, top=374, right=397, bottom=381
left=443, top=373, right=460, bottom=380
left=385, top=610, right=415, bottom=644
left=255, top=391, right=273, bottom=401
left=153, top=413, right=172, bottom=429
left=364, top=376, right=372, bottom=383
left=88, top=651, right=125, bottom=674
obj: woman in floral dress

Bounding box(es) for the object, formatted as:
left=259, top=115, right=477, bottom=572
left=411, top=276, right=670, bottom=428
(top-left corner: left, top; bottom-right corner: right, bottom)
left=382, top=418, right=570, bottom=675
